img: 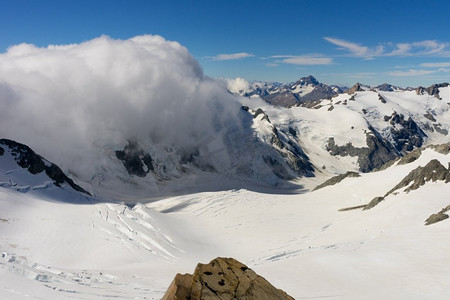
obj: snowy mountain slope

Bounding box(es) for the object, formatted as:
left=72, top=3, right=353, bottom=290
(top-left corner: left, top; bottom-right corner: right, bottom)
left=1, top=142, right=449, bottom=299
left=238, top=84, right=450, bottom=180
left=148, top=144, right=450, bottom=299
left=0, top=139, right=90, bottom=199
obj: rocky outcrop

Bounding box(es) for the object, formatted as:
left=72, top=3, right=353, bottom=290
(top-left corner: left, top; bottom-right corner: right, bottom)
left=313, top=171, right=360, bottom=191
left=326, top=128, right=397, bottom=173
left=115, top=141, right=154, bottom=177
left=397, top=149, right=422, bottom=165
left=363, top=196, right=384, bottom=210
left=384, top=112, right=427, bottom=152
left=415, top=83, right=449, bottom=99
left=0, top=139, right=90, bottom=195
left=388, top=159, right=450, bottom=194
left=425, top=205, right=450, bottom=225
left=430, top=142, right=450, bottom=155
left=162, top=257, right=294, bottom=300
left=364, top=159, right=450, bottom=210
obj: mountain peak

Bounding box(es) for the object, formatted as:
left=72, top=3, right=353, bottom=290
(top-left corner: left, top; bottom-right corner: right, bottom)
left=297, top=75, right=319, bottom=86
left=346, top=82, right=369, bottom=94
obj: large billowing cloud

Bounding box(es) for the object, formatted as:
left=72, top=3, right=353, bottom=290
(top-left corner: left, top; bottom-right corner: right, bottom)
left=0, top=35, right=243, bottom=179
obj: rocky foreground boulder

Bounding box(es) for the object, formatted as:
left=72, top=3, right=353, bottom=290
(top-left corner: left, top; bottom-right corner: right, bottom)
left=162, top=257, right=294, bottom=300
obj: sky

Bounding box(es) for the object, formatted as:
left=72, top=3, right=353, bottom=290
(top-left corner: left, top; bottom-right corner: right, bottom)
left=1, top=0, right=450, bottom=87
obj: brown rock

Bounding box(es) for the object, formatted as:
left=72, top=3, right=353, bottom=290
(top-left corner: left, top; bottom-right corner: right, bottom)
left=162, top=257, right=294, bottom=300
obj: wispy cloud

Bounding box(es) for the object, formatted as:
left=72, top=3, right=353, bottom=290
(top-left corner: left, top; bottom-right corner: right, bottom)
left=413, top=40, right=446, bottom=55
left=323, top=37, right=383, bottom=59
left=211, top=52, right=254, bottom=61
left=386, top=69, right=435, bottom=77
left=420, top=62, right=450, bottom=68
left=324, top=37, right=450, bottom=58
left=387, top=43, right=412, bottom=56
left=271, top=54, right=333, bottom=65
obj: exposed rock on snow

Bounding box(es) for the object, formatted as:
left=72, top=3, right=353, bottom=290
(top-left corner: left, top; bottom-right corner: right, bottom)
left=397, top=149, right=422, bottom=165
left=425, top=205, right=450, bottom=225
left=365, top=159, right=450, bottom=210
left=430, top=142, right=450, bottom=155
left=115, top=140, right=154, bottom=177
left=363, top=196, right=385, bottom=210
left=326, top=129, right=397, bottom=172
left=416, top=83, right=449, bottom=99
left=388, top=159, right=450, bottom=194
left=0, top=139, right=90, bottom=195
left=313, top=171, right=360, bottom=191
left=245, top=107, right=314, bottom=178
left=162, top=257, right=294, bottom=300
left=384, top=112, right=427, bottom=152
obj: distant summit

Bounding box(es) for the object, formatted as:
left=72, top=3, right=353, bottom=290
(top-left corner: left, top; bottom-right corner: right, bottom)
left=297, top=75, right=320, bottom=86
left=346, top=82, right=370, bottom=94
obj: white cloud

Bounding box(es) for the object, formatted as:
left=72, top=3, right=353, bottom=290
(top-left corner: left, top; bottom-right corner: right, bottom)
left=387, top=43, right=412, bottom=56
left=223, top=77, right=251, bottom=94
left=386, top=69, right=435, bottom=77
left=323, top=37, right=383, bottom=59
left=325, top=37, right=450, bottom=58
left=212, top=52, right=254, bottom=61
left=0, top=35, right=244, bottom=179
left=420, top=62, right=450, bottom=68
left=272, top=54, right=333, bottom=65
left=413, top=40, right=447, bottom=55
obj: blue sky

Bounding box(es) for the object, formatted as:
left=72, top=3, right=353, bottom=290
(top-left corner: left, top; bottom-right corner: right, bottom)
left=1, top=0, right=450, bottom=87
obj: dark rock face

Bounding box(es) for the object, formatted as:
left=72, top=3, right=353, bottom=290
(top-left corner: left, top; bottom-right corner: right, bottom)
left=162, top=257, right=294, bottom=300
left=0, top=146, right=4, bottom=156
left=115, top=141, right=154, bottom=177
left=326, top=129, right=397, bottom=173
left=385, top=112, right=427, bottom=152
left=313, top=171, right=360, bottom=191
left=0, top=139, right=90, bottom=195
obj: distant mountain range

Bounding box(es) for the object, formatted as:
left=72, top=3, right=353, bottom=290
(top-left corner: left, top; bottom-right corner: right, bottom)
left=226, top=75, right=449, bottom=107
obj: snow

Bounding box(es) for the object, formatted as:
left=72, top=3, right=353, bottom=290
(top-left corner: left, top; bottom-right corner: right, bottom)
left=1, top=145, right=450, bottom=299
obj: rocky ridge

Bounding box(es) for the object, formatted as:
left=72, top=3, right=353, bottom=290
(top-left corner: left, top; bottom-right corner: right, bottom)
left=364, top=159, right=450, bottom=210
left=0, top=139, right=90, bottom=195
